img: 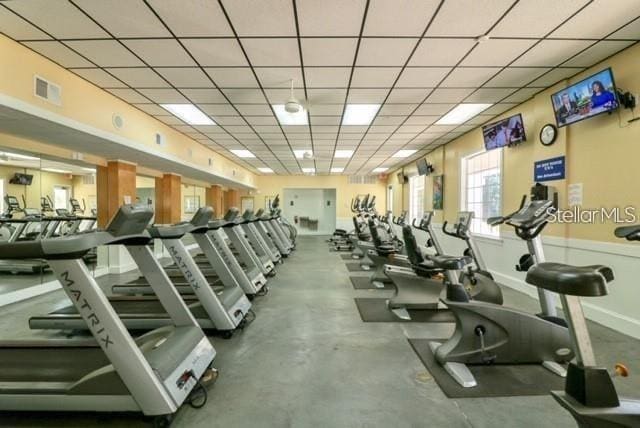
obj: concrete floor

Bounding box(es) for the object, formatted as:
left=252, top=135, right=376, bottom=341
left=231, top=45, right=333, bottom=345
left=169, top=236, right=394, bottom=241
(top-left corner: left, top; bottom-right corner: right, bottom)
left=0, top=235, right=639, bottom=427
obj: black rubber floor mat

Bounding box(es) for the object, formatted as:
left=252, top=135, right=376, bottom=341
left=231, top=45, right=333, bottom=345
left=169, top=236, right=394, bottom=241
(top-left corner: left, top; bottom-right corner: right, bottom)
left=354, top=298, right=454, bottom=323
left=408, top=338, right=566, bottom=398
left=350, top=276, right=393, bottom=290
left=345, top=262, right=370, bottom=272
left=340, top=254, right=359, bottom=260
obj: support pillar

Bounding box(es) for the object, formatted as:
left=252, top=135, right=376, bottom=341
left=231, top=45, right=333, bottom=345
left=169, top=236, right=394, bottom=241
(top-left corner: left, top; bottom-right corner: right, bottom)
left=206, top=185, right=224, bottom=217
left=154, top=174, right=181, bottom=225
left=96, top=160, right=136, bottom=228
left=225, top=188, right=240, bottom=212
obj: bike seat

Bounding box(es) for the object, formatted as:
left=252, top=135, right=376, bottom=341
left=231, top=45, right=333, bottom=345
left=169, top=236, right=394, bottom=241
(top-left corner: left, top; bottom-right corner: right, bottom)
left=526, top=262, right=614, bottom=297
left=429, top=255, right=470, bottom=271
left=614, top=225, right=640, bottom=241
left=376, top=244, right=397, bottom=256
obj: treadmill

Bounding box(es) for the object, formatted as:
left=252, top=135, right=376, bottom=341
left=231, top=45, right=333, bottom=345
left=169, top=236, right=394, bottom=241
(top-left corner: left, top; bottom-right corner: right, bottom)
left=30, top=207, right=252, bottom=334
left=0, top=205, right=215, bottom=421
left=242, top=209, right=281, bottom=264
left=255, top=208, right=290, bottom=257
left=223, top=208, right=275, bottom=277
left=0, top=196, right=47, bottom=273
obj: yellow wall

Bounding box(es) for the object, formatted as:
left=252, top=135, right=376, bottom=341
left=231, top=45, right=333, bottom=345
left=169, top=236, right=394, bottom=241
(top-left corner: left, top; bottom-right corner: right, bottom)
left=0, top=164, right=73, bottom=210
left=181, top=184, right=206, bottom=220
left=0, top=34, right=254, bottom=188
left=71, top=174, right=97, bottom=212
left=391, top=42, right=640, bottom=243
left=254, top=175, right=387, bottom=218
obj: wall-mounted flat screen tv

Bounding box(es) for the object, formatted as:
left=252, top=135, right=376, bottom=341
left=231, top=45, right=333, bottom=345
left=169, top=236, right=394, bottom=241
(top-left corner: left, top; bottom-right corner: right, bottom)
left=551, top=67, right=619, bottom=128
left=416, top=158, right=430, bottom=176
left=9, top=173, right=33, bottom=185
left=482, top=113, right=526, bottom=151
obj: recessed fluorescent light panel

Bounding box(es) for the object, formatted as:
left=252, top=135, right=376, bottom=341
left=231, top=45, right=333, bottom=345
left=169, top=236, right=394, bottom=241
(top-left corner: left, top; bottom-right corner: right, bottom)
left=302, top=167, right=315, bottom=173
left=334, top=150, right=353, bottom=158
left=330, top=167, right=344, bottom=173
left=258, top=167, right=273, bottom=173
left=230, top=149, right=255, bottom=158
left=82, top=167, right=96, bottom=173
left=392, top=149, right=417, bottom=158
left=342, top=104, right=380, bottom=125
left=160, top=104, right=215, bottom=125
left=273, top=104, right=308, bottom=125
left=42, top=168, right=71, bottom=174
left=372, top=167, right=388, bottom=173
left=435, top=103, right=492, bottom=125
left=294, top=149, right=313, bottom=159
left=0, top=151, right=40, bottom=161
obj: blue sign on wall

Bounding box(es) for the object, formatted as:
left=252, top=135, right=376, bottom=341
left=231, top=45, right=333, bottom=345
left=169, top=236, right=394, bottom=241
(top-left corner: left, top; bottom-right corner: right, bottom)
left=534, top=156, right=566, bottom=182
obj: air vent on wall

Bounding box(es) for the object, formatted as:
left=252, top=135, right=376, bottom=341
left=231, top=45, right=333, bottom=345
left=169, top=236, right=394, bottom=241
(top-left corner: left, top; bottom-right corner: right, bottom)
left=82, top=174, right=95, bottom=185
left=348, top=175, right=379, bottom=185
left=112, top=114, right=124, bottom=130
left=155, top=133, right=165, bottom=146
left=34, top=75, right=61, bottom=105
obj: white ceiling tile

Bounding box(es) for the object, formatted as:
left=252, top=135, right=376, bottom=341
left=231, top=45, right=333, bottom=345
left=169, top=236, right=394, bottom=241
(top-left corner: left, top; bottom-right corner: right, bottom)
left=198, top=104, right=238, bottom=115
left=481, top=103, right=517, bottom=116
left=396, top=67, right=451, bottom=87
left=351, top=67, right=402, bottom=88
left=221, top=0, right=296, bottom=36
left=527, top=67, right=584, bottom=87
left=156, top=68, right=212, bottom=88
left=23, top=41, right=94, bottom=67
left=356, top=38, right=418, bottom=66
left=464, top=114, right=496, bottom=125
left=241, top=38, right=299, bottom=66
left=149, top=0, right=232, bottom=36
left=485, top=67, right=552, bottom=87
left=373, top=116, right=406, bottom=125
left=134, top=103, right=169, bottom=115
left=512, top=40, right=593, bottom=67
left=74, top=0, right=170, bottom=37
left=264, top=89, right=292, bottom=104
left=563, top=40, right=634, bottom=67
left=414, top=103, right=455, bottom=115
left=608, top=18, right=640, bottom=40
left=305, top=67, right=351, bottom=87
left=155, top=115, right=186, bottom=126
left=364, top=0, right=440, bottom=36
left=223, top=89, right=266, bottom=104
left=182, top=88, right=227, bottom=103
left=5, top=0, right=108, bottom=39
left=254, top=67, right=304, bottom=88
left=461, top=39, right=537, bottom=67
left=182, top=39, right=247, bottom=66
left=490, top=0, right=589, bottom=37
left=307, top=89, right=347, bottom=104
left=405, top=115, right=439, bottom=126
left=65, top=40, right=144, bottom=67
left=311, top=116, right=341, bottom=125
left=72, top=68, right=126, bottom=88
left=466, top=87, right=514, bottom=103
left=426, top=88, right=474, bottom=103
left=307, top=104, right=344, bottom=115
left=426, top=0, right=514, bottom=36
left=301, top=38, right=358, bottom=66
left=386, top=88, right=429, bottom=103
left=347, top=88, right=388, bottom=103
left=552, top=0, right=640, bottom=39
left=0, top=6, right=50, bottom=40
left=501, top=87, right=541, bottom=103
left=107, top=88, right=150, bottom=103
left=123, top=39, right=195, bottom=66
left=296, top=0, right=366, bottom=36
left=204, top=68, right=258, bottom=88
left=236, top=104, right=274, bottom=115
left=409, top=39, right=476, bottom=66
left=246, top=116, right=278, bottom=125
left=138, top=88, right=188, bottom=103
left=379, top=104, right=419, bottom=115
left=440, top=67, right=499, bottom=87
left=107, top=67, right=169, bottom=88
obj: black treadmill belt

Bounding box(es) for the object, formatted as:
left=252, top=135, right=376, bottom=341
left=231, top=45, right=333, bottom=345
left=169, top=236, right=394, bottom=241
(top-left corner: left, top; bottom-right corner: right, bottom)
left=408, top=339, right=566, bottom=398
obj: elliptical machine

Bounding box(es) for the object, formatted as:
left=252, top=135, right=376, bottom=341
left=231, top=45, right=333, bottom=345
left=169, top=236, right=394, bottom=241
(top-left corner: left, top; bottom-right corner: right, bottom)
left=525, top=226, right=640, bottom=427
left=429, top=184, right=573, bottom=388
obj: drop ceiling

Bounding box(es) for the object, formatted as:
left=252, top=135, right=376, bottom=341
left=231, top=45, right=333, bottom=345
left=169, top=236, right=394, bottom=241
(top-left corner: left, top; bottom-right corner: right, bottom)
left=0, top=0, right=638, bottom=175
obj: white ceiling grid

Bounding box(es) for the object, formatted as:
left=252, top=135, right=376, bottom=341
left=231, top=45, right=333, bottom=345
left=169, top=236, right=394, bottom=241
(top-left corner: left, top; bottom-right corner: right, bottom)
left=0, top=0, right=637, bottom=175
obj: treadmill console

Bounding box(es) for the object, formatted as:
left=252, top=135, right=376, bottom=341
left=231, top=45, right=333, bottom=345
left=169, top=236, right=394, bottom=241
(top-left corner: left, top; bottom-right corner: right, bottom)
left=223, top=207, right=240, bottom=221
left=190, top=206, right=214, bottom=227
left=106, top=204, right=154, bottom=236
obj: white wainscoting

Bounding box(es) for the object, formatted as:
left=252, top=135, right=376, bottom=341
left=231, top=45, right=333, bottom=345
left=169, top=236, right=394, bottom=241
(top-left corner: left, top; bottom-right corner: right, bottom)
left=413, top=224, right=640, bottom=339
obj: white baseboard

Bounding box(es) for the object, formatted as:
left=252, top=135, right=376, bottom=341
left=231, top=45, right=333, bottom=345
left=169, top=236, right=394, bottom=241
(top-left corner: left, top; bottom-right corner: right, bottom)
left=491, top=270, right=640, bottom=340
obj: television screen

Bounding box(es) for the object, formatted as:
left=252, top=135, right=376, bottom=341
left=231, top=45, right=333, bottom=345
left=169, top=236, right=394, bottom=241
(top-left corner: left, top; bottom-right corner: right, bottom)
left=9, top=173, right=33, bottom=185
left=482, top=113, right=526, bottom=151
left=551, top=68, right=619, bottom=127
left=416, top=158, right=430, bottom=176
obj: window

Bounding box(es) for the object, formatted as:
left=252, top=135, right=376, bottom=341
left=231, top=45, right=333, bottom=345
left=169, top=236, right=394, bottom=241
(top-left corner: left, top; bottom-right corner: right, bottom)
left=387, top=186, right=393, bottom=213
left=409, top=175, right=424, bottom=222
left=461, top=149, right=502, bottom=237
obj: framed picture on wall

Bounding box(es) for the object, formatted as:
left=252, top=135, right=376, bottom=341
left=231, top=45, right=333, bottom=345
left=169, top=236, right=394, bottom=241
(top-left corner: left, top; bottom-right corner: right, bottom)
left=241, top=196, right=254, bottom=213
left=184, top=195, right=200, bottom=214
left=433, top=175, right=444, bottom=210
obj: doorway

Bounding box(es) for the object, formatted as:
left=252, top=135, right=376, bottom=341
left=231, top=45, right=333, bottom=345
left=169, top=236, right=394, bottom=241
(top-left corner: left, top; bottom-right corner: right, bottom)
left=283, top=188, right=336, bottom=235
left=53, top=185, right=71, bottom=210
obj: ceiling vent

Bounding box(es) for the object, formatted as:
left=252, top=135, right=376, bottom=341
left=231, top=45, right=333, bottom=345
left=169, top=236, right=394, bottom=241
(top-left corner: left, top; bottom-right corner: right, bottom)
left=348, top=175, right=379, bottom=185
left=34, top=75, right=61, bottom=105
